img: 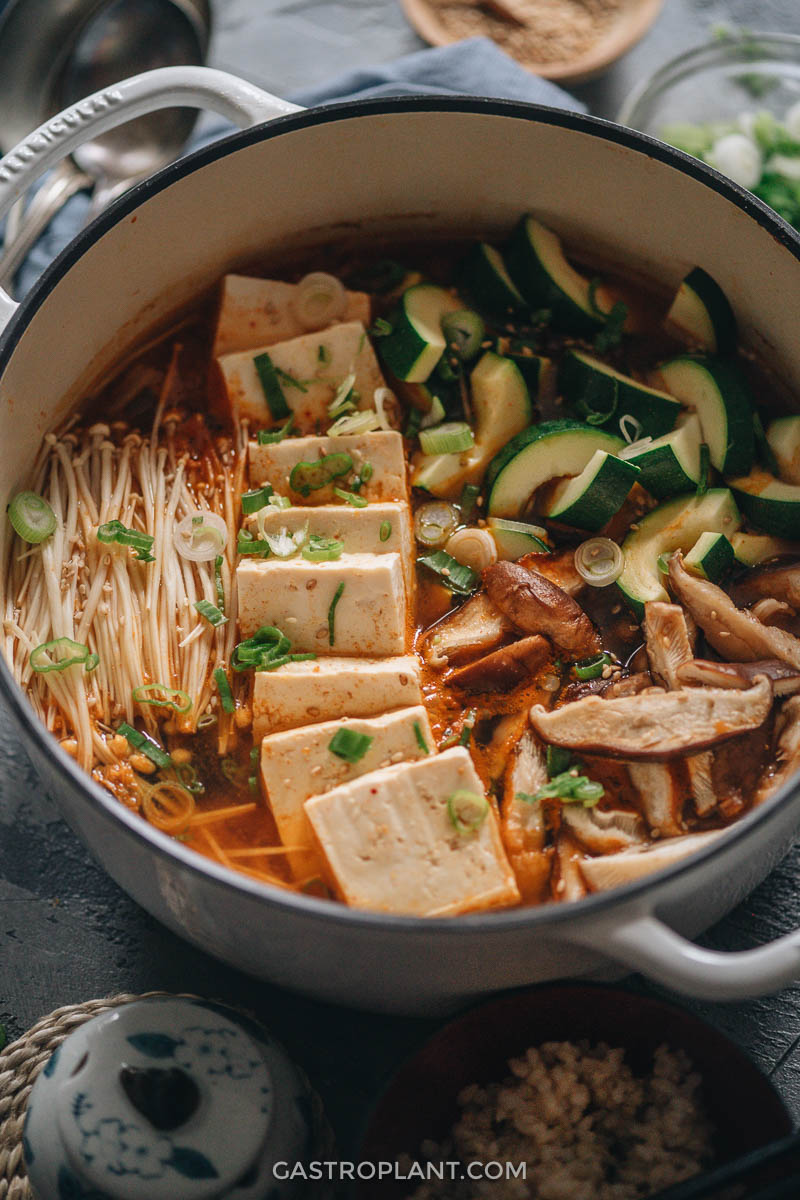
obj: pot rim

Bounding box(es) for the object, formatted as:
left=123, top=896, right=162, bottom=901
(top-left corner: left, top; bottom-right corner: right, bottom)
left=2, top=93, right=799, bottom=937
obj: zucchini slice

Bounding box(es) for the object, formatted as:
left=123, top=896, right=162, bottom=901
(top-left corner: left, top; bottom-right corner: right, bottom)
left=657, top=355, right=754, bottom=477
left=664, top=267, right=737, bottom=355
left=379, top=284, right=461, bottom=382
left=620, top=414, right=703, bottom=500
left=684, top=531, right=736, bottom=582
left=617, top=488, right=741, bottom=615
left=486, top=419, right=623, bottom=519
left=504, top=216, right=608, bottom=335
left=767, top=414, right=800, bottom=484
left=728, top=468, right=800, bottom=538
left=547, top=450, right=641, bottom=532
left=460, top=242, right=526, bottom=316
left=412, top=351, right=531, bottom=497
left=488, top=517, right=550, bottom=559
left=731, top=531, right=800, bottom=565
left=559, top=349, right=682, bottom=440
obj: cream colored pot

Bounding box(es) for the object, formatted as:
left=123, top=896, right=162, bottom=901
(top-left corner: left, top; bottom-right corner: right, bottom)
left=0, top=67, right=799, bottom=1014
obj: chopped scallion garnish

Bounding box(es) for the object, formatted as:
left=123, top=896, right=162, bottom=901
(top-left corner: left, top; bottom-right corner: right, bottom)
left=275, top=366, right=308, bottom=392
left=289, top=452, right=353, bottom=497
left=328, top=372, right=358, bottom=418
left=459, top=483, right=481, bottom=520
left=531, top=769, right=604, bottom=807
left=30, top=638, right=95, bottom=674
left=333, top=487, right=368, bottom=508
left=302, top=535, right=344, bottom=562
left=132, top=683, right=193, bottom=713
left=237, top=531, right=270, bottom=557
left=241, top=486, right=273, bottom=515
left=447, top=790, right=489, bottom=834
left=328, top=727, right=374, bottom=762
left=254, top=351, right=291, bottom=419
left=97, top=519, right=155, bottom=561
left=257, top=416, right=294, bottom=444
left=417, top=549, right=478, bottom=595
left=318, top=344, right=331, bottom=364
left=369, top=317, right=393, bottom=337
left=574, top=652, right=612, bottom=681
left=328, top=581, right=345, bottom=646
left=118, top=722, right=172, bottom=769
left=379, top=520, right=392, bottom=543
left=413, top=721, right=430, bottom=755
left=194, top=598, right=228, bottom=627
left=441, top=309, right=485, bottom=362
left=214, top=555, right=225, bottom=611
left=418, top=421, right=474, bottom=456
left=7, top=491, right=56, bottom=544
left=213, top=667, right=235, bottom=714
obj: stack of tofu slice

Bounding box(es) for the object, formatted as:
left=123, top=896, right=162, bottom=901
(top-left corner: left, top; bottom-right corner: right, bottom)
left=217, top=274, right=520, bottom=916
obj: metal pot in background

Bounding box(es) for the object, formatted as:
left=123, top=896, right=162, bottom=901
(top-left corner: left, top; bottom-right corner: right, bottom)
left=0, top=0, right=211, bottom=290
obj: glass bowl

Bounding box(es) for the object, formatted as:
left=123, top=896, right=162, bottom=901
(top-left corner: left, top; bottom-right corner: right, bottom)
left=619, top=32, right=800, bottom=140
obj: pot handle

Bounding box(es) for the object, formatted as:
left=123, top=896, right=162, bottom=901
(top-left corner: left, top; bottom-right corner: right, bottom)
left=0, top=65, right=304, bottom=334
left=571, top=913, right=800, bottom=1001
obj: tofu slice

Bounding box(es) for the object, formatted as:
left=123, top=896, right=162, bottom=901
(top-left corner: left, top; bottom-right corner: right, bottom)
left=260, top=705, right=436, bottom=881
left=212, top=274, right=371, bottom=358
left=243, top=502, right=413, bottom=592
left=305, top=748, right=521, bottom=916
left=253, top=654, right=421, bottom=740
left=236, top=552, right=407, bottom=655
left=248, top=430, right=407, bottom=504
left=215, top=321, right=385, bottom=430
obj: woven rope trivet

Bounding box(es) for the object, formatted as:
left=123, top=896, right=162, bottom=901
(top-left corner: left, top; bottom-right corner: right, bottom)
left=0, top=990, right=334, bottom=1200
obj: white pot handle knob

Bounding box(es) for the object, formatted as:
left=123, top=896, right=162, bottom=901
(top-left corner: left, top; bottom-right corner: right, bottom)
left=572, top=913, right=800, bottom=1000
left=0, top=65, right=304, bottom=334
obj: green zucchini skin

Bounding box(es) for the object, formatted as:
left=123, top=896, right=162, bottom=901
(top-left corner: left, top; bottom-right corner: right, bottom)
left=729, top=471, right=800, bottom=538
left=657, top=354, right=754, bottom=477
left=504, top=215, right=605, bottom=336
left=459, top=242, right=527, bottom=316
left=547, top=450, right=641, bottom=532
left=378, top=284, right=460, bottom=383
left=665, top=267, right=737, bottom=355
left=684, top=531, right=736, bottom=582
left=486, top=419, right=623, bottom=519
left=622, top=416, right=702, bottom=500
left=559, top=349, right=682, bottom=440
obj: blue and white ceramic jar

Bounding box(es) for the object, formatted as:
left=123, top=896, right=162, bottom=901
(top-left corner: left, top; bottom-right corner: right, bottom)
left=23, top=996, right=329, bottom=1199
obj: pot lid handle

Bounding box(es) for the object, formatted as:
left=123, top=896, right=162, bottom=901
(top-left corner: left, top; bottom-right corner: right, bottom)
left=0, top=66, right=303, bottom=336
left=571, top=913, right=800, bottom=1001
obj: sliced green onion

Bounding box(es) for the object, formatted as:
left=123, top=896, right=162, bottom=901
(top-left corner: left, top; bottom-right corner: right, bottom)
left=85, top=652, right=100, bottom=673
left=458, top=724, right=472, bottom=747
left=7, top=491, right=56, bottom=544
left=30, top=637, right=94, bottom=673
left=237, top=531, right=270, bottom=557
left=328, top=411, right=381, bottom=438
left=359, top=461, right=374, bottom=484
left=194, top=598, right=228, bottom=627
left=290, top=453, right=353, bottom=497
left=413, top=721, right=430, bottom=755
left=379, top=521, right=392, bottom=543
left=369, top=317, right=393, bottom=337
left=418, top=549, right=478, bottom=595
left=574, top=652, right=612, bottom=681
left=574, top=538, right=624, bottom=587
left=459, top=483, right=481, bottom=520
left=447, top=790, right=489, bottom=834
left=578, top=380, right=618, bottom=427
left=657, top=553, right=671, bottom=576
left=174, top=512, right=227, bottom=563
left=328, top=581, right=345, bottom=646
left=132, top=683, right=193, bottom=713
left=317, top=344, right=331, bottom=365
left=264, top=525, right=307, bottom=558
left=418, top=421, right=474, bottom=456
left=289, top=652, right=317, bottom=662
left=275, top=366, right=308, bottom=393
left=248, top=775, right=259, bottom=793
left=214, top=555, right=225, bottom=611
left=533, top=769, right=604, bottom=807
left=242, top=486, right=273, bottom=515
left=213, top=667, right=235, bottom=714
left=118, top=722, right=172, bottom=769
left=328, top=372, right=357, bottom=418
left=302, top=535, right=344, bottom=563
left=696, top=443, right=710, bottom=497
left=546, top=745, right=572, bottom=777
left=328, top=727, right=374, bottom=763
left=220, top=756, right=242, bottom=782
left=333, top=487, right=368, bottom=508
left=414, top=501, right=458, bottom=549
left=254, top=351, right=290, bottom=419
left=441, top=309, right=485, bottom=362
left=257, top=416, right=294, bottom=444
left=257, top=654, right=291, bottom=672
left=97, top=519, right=155, bottom=561
left=619, top=413, right=643, bottom=444
left=419, top=396, right=446, bottom=430
left=233, top=625, right=292, bottom=672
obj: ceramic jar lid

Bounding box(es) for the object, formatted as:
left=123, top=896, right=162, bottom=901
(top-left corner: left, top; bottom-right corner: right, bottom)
left=23, top=997, right=322, bottom=1199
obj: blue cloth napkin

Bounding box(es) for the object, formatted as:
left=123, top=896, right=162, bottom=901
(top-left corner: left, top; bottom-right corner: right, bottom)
left=15, top=37, right=584, bottom=297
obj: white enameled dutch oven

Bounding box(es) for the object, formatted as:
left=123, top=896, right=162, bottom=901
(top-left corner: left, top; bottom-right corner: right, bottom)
left=2, top=67, right=800, bottom=1015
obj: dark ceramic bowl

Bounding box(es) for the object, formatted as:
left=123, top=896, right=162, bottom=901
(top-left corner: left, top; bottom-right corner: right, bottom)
left=357, top=984, right=793, bottom=1199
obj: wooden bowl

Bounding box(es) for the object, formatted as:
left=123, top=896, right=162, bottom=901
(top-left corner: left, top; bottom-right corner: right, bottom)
left=401, top=0, right=665, bottom=84
left=357, top=984, right=792, bottom=1198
